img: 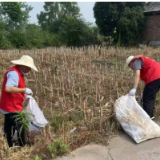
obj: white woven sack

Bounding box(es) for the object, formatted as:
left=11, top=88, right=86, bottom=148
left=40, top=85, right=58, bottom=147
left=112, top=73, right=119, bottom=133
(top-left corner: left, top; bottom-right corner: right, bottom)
left=114, top=94, right=160, bottom=143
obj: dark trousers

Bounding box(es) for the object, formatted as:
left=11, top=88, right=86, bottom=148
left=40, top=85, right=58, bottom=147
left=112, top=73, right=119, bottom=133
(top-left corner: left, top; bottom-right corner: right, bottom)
left=143, top=78, right=160, bottom=118
left=4, top=113, right=25, bottom=147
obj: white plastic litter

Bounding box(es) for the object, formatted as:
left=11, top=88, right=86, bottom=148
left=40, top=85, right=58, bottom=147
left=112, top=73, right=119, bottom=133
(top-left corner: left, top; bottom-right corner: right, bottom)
left=114, top=94, right=160, bottom=143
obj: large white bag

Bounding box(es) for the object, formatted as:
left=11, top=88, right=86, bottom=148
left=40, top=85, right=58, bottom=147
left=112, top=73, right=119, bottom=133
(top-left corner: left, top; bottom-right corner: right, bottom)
left=13, top=96, right=48, bottom=139
left=114, top=94, right=160, bottom=143
left=25, top=95, right=48, bottom=132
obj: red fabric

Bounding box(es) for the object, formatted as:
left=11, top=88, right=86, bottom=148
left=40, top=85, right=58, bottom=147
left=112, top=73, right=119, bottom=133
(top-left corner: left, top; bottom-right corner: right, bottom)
left=0, top=66, right=25, bottom=112
left=134, top=56, right=160, bottom=84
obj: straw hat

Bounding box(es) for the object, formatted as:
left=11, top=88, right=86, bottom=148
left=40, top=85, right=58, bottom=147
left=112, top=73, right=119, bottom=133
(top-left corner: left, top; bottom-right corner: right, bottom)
left=11, top=55, right=38, bottom=72
left=124, top=55, right=135, bottom=70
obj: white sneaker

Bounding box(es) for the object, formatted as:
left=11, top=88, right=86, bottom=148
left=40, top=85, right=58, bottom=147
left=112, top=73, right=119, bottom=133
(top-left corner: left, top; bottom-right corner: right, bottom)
left=151, top=116, right=155, bottom=120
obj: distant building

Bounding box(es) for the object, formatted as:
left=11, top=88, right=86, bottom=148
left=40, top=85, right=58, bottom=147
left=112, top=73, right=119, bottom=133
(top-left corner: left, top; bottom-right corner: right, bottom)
left=137, top=2, right=160, bottom=47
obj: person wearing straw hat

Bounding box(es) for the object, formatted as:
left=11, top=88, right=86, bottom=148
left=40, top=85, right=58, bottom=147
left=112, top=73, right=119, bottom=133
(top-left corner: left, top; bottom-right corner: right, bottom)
left=125, top=55, right=160, bottom=119
left=0, top=55, right=38, bottom=147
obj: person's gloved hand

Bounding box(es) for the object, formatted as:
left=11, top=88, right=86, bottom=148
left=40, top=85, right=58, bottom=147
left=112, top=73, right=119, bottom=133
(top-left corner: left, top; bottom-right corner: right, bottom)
left=25, top=88, right=33, bottom=95
left=129, top=88, right=136, bottom=96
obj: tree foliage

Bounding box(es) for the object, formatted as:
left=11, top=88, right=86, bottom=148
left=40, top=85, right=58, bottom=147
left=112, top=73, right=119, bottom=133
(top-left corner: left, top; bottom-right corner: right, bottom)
left=8, top=30, right=27, bottom=48
left=94, top=2, right=146, bottom=46
left=37, top=2, right=80, bottom=33
left=0, top=19, right=12, bottom=49
left=0, top=2, right=32, bottom=31
left=0, top=2, right=105, bottom=49
left=116, top=6, right=145, bottom=46
left=59, top=16, right=89, bottom=46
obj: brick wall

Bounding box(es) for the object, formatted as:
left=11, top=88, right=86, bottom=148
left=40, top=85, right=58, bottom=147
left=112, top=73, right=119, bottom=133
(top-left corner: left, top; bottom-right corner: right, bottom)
left=138, top=15, right=160, bottom=44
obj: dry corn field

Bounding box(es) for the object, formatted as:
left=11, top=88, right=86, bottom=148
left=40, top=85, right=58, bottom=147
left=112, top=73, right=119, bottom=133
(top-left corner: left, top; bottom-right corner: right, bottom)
left=0, top=46, right=160, bottom=160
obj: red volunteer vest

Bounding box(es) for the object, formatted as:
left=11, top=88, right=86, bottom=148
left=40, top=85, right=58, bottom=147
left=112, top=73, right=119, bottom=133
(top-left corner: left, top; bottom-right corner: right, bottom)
left=0, top=66, right=25, bottom=112
left=134, top=56, right=160, bottom=84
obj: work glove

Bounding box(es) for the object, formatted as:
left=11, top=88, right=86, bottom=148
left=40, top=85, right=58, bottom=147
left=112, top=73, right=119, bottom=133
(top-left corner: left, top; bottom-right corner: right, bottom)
left=25, top=88, right=33, bottom=95
left=129, top=88, right=136, bottom=96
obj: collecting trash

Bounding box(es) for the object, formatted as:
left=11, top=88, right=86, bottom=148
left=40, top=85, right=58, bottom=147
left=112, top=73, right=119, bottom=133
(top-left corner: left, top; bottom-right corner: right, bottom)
left=13, top=95, right=48, bottom=139
left=25, top=95, right=48, bottom=133
left=114, top=94, right=160, bottom=143
left=0, top=55, right=38, bottom=147
left=125, top=55, right=160, bottom=119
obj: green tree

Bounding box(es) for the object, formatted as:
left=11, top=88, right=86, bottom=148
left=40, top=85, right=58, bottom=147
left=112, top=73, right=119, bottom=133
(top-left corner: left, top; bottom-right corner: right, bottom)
left=94, top=2, right=125, bottom=36
left=37, top=2, right=80, bottom=33
left=25, top=24, right=44, bottom=48
left=0, top=20, right=6, bottom=44
left=85, top=26, right=102, bottom=45
left=0, top=19, right=12, bottom=49
left=19, top=3, right=33, bottom=30
left=25, top=24, right=61, bottom=48
left=8, top=29, right=27, bottom=48
left=59, top=16, right=91, bottom=46
left=0, top=2, right=32, bottom=31
left=93, top=2, right=146, bottom=46
left=116, top=6, right=145, bottom=46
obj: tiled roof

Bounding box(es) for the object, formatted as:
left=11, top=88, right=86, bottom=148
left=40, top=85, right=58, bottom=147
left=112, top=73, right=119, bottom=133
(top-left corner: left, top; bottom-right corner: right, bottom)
left=144, top=2, right=160, bottom=13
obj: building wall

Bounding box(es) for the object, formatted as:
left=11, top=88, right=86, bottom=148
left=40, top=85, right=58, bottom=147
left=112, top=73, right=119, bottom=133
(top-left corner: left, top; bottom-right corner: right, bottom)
left=138, top=15, right=160, bottom=45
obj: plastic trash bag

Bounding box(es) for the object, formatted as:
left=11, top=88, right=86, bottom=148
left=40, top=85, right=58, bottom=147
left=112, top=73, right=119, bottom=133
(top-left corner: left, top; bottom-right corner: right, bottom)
left=114, top=94, right=160, bottom=143
left=25, top=95, right=48, bottom=133
left=13, top=95, right=48, bottom=139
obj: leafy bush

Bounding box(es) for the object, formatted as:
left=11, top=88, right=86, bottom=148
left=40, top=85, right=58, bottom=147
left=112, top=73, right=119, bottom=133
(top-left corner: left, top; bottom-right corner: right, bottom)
left=43, top=32, right=61, bottom=47
left=0, top=20, right=13, bottom=49
left=25, top=24, right=44, bottom=48
left=34, top=155, right=42, bottom=160
left=13, top=110, right=34, bottom=135
left=50, top=114, right=67, bottom=133
left=0, top=36, right=13, bottom=49
left=48, top=138, right=68, bottom=158
left=8, top=30, right=27, bottom=48
left=59, top=16, right=91, bottom=46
